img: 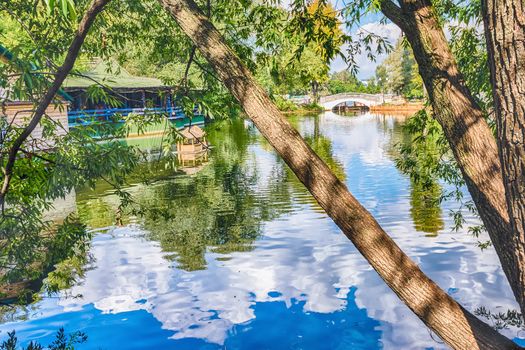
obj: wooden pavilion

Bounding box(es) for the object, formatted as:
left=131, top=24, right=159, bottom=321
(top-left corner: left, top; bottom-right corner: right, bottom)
left=63, top=59, right=205, bottom=129
left=176, top=125, right=209, bottom=167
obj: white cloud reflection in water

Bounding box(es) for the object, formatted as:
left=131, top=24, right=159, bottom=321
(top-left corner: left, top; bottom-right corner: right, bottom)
left=1, top=112, right=522, bottom=349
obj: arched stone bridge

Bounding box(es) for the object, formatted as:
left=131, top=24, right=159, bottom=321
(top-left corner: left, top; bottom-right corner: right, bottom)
left=319, top=93, right=396, bottom=110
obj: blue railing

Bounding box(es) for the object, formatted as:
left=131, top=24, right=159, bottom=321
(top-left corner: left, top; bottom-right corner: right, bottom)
left=68, top=106, right=193, bottom=127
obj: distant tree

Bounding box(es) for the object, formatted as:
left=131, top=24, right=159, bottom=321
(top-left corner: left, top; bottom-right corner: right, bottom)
left=374, top=38, right=423, bottom=99
left=259, top=44, right=329, bottom=96
left=374, top=65, right=388, bottom=95
left=326, top=70, right=361, bottom=94
left=325, top=69, right=381, bottom=95
left=304, top=0, right=344, bottom=100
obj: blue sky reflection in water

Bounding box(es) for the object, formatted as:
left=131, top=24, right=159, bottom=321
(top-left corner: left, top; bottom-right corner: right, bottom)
left=0, top=112, right=523, bottom=349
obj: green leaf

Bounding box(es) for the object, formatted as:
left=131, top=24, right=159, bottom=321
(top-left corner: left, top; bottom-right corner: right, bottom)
left=44, top=0, right=77, bottom=22
left=60, top=0, right=69, bottom=19
left=46, top=0, right=56, bottom=15
left=66, top=0, right=78, bottom=22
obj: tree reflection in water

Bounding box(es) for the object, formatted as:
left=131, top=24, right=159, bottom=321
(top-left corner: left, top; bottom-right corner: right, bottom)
left=2, top=113, right=523, bottom=349
left=382, top=113, right=445, bottom=236
left=409, top=181, right=445, bottom=236
left=76, top=112, right=446, bottom=273
left=77, top=118, right=295, bottom=271
left=276, top=114, right=346, bottom=213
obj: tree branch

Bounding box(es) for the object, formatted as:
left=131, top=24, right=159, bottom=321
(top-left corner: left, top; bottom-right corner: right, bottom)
left=182, top=0, right=210, bottom=90
left=0, top=0, right=111, bottom=208
left=182, top=46, right=197, bottom=89
left=379, top=0, right=406, bottom=31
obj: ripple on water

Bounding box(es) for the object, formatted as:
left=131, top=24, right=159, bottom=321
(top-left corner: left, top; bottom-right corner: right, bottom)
left=1, top=112, right=523, bottom=349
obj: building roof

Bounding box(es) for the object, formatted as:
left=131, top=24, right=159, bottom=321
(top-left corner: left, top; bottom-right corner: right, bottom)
left=63, top=60, right=166, bottom=89
left=179, top=125, right=206, bottom=139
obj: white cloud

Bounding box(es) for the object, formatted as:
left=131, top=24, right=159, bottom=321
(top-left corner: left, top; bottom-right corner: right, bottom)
left=3, top=112, right=521, bottom=349
left=271, top=1, right=402, bottom=80
left=41, top=113, right=518, bottom=348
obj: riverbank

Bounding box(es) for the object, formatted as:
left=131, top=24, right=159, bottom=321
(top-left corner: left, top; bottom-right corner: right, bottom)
left=370, top=102, right=424, bottom=115
left=281, top=106, right=324, bottom=115
left=273, top=96, right=324, bottom=114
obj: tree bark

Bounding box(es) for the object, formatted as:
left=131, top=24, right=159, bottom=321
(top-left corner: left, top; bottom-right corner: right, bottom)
left=482, top=0, right=525, bottom=315
left=312, top=80, right=319, bottom=103
left=381, top=0, right=525, bottom=316
left=158, top=0, right=522, bottom=348
left=0, top=0, right=111, bottom=208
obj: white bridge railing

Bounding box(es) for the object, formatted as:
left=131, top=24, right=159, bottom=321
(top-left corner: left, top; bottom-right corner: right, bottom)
left=319, top=93, right=398, bottom=109
left=320, top=93, right=394, bottom=103
left=283, top=93, right=403, bottom=110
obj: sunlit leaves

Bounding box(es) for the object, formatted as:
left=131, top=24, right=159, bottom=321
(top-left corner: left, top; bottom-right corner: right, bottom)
left=288, top=0, right=346, bottom=63
left=45, top=0, right=78, bottom=22
left=374, top=38, right=423, bottom=98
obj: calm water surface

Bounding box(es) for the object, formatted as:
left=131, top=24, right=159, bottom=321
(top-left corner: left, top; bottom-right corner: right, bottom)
left=1, top=112, right=522, bottom=349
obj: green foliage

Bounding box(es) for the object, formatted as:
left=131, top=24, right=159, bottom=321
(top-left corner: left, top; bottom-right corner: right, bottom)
left=395, top=109, right=488, bottom=245
left=288, top=0, right=346, bottom=63
left=448, top=22, right=491, bottom=112
left=255, top=32, right=333, bottom=96
left=45, top=0, right=77, bottom=22
left=272, top=95, right=298, bottom=112
left=326, top=69, right=379, bottom=94
left=302, top=103, right=324, bottom=112
left=396, top=110, right=453, bottom=189
left=1, top=328, right=87, bottom=350
left=253, top=0, right=347, bottom=97
left=374, top=39, right=423, bottom=99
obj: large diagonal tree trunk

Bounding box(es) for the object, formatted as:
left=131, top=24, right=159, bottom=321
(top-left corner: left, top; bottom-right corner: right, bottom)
left=158, top=0, right=521, bottom=348
left=381, top=0, right=525, bottom=316
left=482, top=0, right=525, bottom=314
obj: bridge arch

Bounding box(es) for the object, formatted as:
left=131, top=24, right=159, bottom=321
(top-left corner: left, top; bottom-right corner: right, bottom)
left=319, top=93, right=394, bottom=111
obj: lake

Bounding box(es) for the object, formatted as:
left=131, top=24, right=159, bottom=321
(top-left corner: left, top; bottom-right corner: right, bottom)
left=0, top=112, right=522, bottom=349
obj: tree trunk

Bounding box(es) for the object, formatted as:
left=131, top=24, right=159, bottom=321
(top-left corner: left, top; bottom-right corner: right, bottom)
left=482, top=0, right=525, bottom=314
left=381, top=0, right=525, bottom=316
left=312, top=80, right=319, bottom=103
left=158, top=0, right=521, bottom=348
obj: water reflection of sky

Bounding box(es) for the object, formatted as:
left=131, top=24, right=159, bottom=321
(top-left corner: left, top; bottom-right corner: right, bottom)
left=1, top=112, right=523, bottom=349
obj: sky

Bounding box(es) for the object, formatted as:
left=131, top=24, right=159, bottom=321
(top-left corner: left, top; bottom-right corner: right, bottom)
left=329, top=6, right=401, bottom=79
left=282, top=0, right=403, bottom=80
left=330, top=21, right=401, bottom=79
